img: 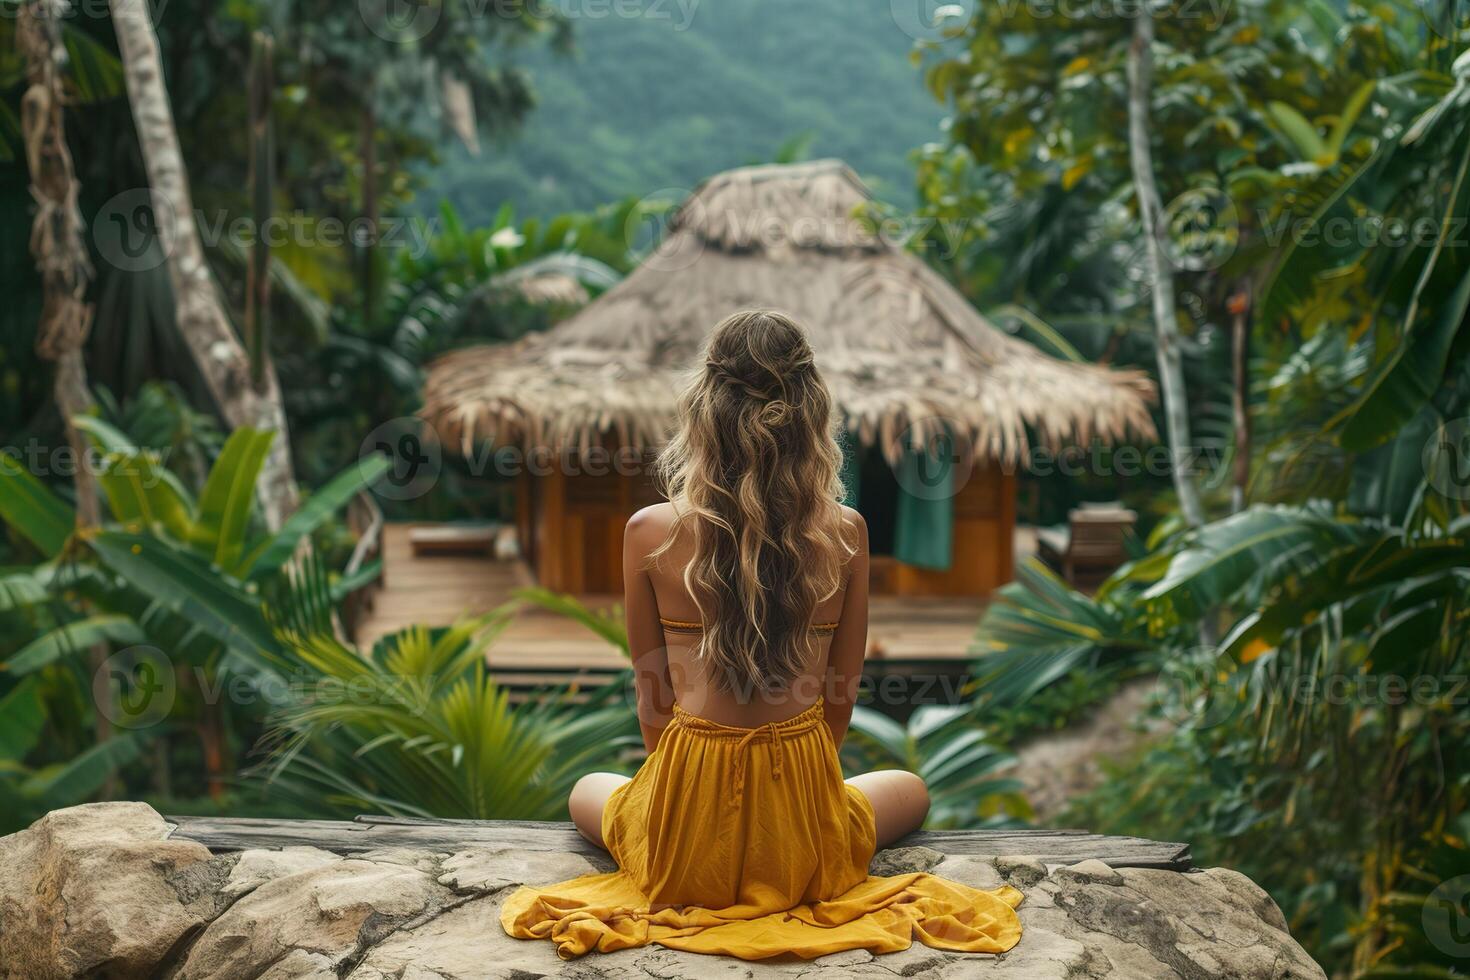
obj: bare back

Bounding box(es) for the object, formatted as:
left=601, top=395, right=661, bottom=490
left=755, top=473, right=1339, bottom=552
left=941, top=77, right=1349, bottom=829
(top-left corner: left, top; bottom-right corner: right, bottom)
left=622, top=502, right=870, bottom=751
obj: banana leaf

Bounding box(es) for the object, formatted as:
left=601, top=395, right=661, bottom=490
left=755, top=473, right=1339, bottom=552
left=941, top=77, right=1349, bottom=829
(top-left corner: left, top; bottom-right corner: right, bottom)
left=3, top=615, right=146, bottom=675
left=0, top=453, right=75, bottom=558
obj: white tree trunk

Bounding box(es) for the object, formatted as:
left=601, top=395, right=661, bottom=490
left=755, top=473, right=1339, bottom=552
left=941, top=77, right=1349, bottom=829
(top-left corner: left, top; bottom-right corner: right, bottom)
left=109, top=0, right=299, bottom=530
left=1127, top=8, right=1205, bottom=528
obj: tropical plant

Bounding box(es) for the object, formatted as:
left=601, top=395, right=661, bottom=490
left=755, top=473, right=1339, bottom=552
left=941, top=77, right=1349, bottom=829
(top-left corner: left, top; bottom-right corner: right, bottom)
left=971, top=559, right=1155, bottom=708
left=61, top=522, right=640, bottom=819
left=253, top=588, right=639, bottom=819
left=0, top=423, right=389, bottom=798
left=0, top=675, right=143, bottom=832
left=840, top=704, right=1029, bottom=829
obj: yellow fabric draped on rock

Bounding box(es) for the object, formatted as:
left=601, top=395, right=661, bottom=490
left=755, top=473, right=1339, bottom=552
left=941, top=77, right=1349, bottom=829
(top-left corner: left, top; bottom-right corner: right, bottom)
left=500, top=699, right=1024, bottom=961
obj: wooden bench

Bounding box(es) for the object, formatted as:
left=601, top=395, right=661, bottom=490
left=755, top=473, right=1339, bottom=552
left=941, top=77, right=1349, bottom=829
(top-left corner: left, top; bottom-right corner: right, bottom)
left=165, top=814, right=1192, bottom=871
left=407, top=524, right=501, bottom=557
left=1036, top=505, right=1138, bottom=590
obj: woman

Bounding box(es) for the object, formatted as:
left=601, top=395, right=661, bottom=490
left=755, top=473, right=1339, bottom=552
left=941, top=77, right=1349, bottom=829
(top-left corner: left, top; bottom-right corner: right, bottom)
left=501, top=311, right=1022, bottom=961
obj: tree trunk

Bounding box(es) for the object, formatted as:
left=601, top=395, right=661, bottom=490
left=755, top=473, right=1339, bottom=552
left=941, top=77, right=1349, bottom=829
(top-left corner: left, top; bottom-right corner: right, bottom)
left=19, top=0, right=114, bottom=796
left=245, top=31, right=274, bottom=390
left=1229, top=287, right=1251, bottom=513
left=1127, top=8, right=1205, bottom=528
left=109, top=0, right=299, bottom=530
left=359, top=99, right=380, bottom=328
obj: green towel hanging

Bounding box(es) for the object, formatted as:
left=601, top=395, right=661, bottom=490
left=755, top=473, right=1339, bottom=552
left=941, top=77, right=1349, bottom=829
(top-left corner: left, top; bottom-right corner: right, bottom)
left=893, top=437, right=955, bottom=571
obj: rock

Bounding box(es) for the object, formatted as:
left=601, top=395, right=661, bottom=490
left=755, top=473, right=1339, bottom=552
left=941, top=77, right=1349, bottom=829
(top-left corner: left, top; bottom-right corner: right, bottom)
left=437, top=846, right=603, bottom=894
left=0, top=803, right=1327, bottom=980
left=174, top=859, right=455, bottom=980
left=0, top=802, right=215, bottom=980
left=995, top=855, right=1047, bottom=889
left=222, top=845, right=342, bottom=901
left=868, top=844, right=944, bottom=875
left=1053, top=857, right=1125, bottom=886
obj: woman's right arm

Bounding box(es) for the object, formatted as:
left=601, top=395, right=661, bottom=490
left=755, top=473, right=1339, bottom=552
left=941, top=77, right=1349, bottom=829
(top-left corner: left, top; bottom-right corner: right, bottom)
left=625, top=507, right=674, bottom=753
left=823, top=511, right=869, bottom=746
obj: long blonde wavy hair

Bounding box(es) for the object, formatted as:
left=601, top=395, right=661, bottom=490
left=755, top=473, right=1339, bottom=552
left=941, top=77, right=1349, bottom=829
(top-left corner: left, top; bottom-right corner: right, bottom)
left=652, top=310, right=855, bottom=695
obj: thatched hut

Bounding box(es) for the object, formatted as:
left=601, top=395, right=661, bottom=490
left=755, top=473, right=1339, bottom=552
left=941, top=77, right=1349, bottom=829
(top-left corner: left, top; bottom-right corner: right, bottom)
left=422, top=160, right=1156, bottom=597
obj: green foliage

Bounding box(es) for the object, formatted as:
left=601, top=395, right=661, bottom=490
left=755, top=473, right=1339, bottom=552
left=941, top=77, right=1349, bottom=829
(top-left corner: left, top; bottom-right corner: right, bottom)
left=0, top=678, right=143, bottom=831
left=840, top=705, right=1029, bottom=829
left=280, top=198, right=627, bottom=491
left=1, top=422, right=388, bottom=816
left=253, top=600, right=638, bottom=820
left=512, top=586, right=629, bottom=655
left=972, top=559, right=1152, bottom=707
left=0, top=451, right=76, bottom=558
left=425, top=0, right=943, bottom=218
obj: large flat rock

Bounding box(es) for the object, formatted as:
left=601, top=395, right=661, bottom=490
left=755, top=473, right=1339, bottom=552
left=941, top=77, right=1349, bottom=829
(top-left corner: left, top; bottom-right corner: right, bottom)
left=0, top=803, right=1325, bottom=979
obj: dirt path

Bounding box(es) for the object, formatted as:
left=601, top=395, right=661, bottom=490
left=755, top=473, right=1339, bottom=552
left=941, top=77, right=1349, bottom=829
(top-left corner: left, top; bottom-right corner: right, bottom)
left=1003, top=679, right=1159, bottom=822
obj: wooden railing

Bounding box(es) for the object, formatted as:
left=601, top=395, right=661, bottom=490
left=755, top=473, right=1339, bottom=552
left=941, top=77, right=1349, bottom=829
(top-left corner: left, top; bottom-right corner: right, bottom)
left=339, top=490, right=384, bottom=642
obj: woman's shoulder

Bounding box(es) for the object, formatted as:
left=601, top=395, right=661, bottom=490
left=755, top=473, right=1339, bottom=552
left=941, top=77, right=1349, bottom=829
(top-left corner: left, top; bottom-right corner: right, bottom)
left=839, top=506, right=868, bottom=554
left=626, top=502, right=677, bottom=552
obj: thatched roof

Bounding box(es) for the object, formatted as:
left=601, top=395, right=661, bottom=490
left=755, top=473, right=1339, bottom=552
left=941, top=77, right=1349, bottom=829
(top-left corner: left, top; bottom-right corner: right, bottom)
left=422, top=160, right=1156, bottom=466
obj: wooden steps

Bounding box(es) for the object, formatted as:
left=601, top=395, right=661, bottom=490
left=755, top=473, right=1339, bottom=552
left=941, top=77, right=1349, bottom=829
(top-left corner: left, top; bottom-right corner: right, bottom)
left=166, top=813, right=1192, bottom=871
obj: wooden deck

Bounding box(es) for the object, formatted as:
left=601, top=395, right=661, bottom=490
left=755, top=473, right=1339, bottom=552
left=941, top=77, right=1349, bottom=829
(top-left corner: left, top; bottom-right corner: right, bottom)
left=355, top=525, right=1003, bottom=689
left=166, top=813, right=1192, bottom=871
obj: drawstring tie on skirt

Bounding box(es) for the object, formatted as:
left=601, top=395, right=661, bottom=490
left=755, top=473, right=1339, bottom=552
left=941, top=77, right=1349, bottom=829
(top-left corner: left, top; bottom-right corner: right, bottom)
left=732, top=721, right=783, bottom=800
left=669, top=700, right=825, bottom=804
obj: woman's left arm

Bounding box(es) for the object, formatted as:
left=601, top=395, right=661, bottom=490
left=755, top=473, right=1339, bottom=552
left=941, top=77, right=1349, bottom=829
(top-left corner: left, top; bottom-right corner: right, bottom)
left=624, top=509, right=674, bottom=753
left=824, top=511, right=869, bottom=747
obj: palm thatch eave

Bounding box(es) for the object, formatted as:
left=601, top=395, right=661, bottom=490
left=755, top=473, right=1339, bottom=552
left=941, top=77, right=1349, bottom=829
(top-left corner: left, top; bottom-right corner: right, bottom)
left=421, top=160, right=1157, bottom=468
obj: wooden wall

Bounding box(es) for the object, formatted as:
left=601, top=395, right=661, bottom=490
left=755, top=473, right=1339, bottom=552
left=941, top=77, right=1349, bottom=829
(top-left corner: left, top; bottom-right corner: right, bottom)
left=518, top=460, right=1014, bottom=598
left=519, top=461, right=660, bottom=594
left=871, top=462, right=1015, bottom=597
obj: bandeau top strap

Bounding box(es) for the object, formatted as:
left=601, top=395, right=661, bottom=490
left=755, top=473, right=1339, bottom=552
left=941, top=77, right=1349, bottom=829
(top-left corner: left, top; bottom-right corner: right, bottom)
left=660, top=617, right=838, bottom=636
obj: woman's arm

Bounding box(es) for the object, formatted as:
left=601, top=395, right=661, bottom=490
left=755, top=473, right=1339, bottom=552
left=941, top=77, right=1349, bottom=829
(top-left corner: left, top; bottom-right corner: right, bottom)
left=624, top=508, right=674, bottom=753
left=823, top=511, right=869, bottom=747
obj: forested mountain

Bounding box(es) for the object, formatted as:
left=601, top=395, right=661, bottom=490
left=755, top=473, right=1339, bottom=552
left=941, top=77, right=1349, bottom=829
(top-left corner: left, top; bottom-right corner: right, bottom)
left=422, top=0, right=946, bottom=219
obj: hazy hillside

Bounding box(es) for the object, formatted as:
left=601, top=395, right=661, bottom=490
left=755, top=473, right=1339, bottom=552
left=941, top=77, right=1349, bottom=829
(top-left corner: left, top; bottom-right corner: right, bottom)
left=423, top=0, right=946, bottom=220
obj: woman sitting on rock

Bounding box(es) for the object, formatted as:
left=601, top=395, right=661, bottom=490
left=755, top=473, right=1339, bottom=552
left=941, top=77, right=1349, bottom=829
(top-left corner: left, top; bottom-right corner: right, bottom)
left=501, top=310, right=1023, bottom=961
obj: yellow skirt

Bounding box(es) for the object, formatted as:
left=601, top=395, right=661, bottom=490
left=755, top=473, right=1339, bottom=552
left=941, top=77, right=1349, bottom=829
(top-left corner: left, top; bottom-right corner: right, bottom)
left=500, top=699, right=1024, bottom=961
